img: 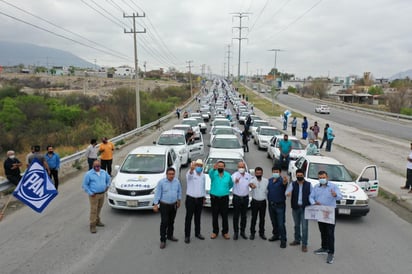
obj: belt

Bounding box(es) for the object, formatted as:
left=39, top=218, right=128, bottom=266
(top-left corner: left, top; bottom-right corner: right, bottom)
left=233, top=194, right=249, bottom=199
left=210, top=195, right=228, bottom=199
left=95, top=191, right=106, bottom=195
left=160, top=201, right=177, bottom=205
left=186, top=195, right=204, bottom=199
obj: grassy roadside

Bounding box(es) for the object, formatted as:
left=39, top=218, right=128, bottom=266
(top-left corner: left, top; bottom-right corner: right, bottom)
left=235, top=83, right=303, bottom=118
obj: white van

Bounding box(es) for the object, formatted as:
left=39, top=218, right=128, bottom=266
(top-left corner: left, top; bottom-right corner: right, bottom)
left=107, top=146, right=181, bottom=210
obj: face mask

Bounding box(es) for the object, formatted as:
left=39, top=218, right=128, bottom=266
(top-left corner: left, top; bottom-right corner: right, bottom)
left=272, top=173, right=280, bottom=179
left=94, top=166, right=101, bottom=171
left=255, top=175, right=262, bottom=180
left=48, top=151, right=53, bottom=154
left=238, top=168, right=245, bottom=174
left=9, top=155, right=15, bottom=159
left=217, top=168, right=224, bottom=173
left=297, top=176, right=304, bottom=181
left=195, top=167, right=203, bottom=173
left=319, top=178, right=327, bottom=185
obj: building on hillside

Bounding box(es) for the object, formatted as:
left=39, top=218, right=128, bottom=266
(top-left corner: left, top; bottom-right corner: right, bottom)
left=115, top=66, right=135, bottom=78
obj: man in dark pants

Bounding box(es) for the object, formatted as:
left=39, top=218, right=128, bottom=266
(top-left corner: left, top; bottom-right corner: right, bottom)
left=184, top=159, right=206, bottom=243
left=153, top=167, right=182, bottom=249
left=400, top=142, right=412, bottom=193
left=310, top=170, right=342, bottom=264
left=267, top=166, right=288, bottom=248
left=319, top=124, right=329, bottom=149
left=209, top=160, right=233, bottom=240
left=249, top=167, right=268, bottom=240
left=45, top=145, right=60, bottom=190
left=3, top=150, right=22, bottom=186
left=231, top=161, right=252, bottom=240
left=285, top=169, right=313, bottom=252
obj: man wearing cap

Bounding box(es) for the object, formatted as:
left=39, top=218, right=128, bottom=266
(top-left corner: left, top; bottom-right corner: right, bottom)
left=209, top=160, right=233, bottom=240
left=99, top=137, right=114, bottom=176
left=3, top=150, right=22, bottom=186
left=231, top=161, right=252, bottom=240
left=184, top=159, right=206, bottom=243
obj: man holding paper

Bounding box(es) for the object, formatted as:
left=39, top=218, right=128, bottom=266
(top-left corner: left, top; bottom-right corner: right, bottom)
left=309, top=170, right=342, bottom=264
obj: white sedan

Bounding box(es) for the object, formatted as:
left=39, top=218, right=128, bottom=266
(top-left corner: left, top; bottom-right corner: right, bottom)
left=252, top=126, right=282, bottom=149
left=315, top=105, right=330, bottom=114
left=267, top=135, right=306, bottom=168
left=208, top=134, right=244, bottom=158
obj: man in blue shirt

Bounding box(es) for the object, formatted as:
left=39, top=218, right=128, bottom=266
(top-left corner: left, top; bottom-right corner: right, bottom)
left=45, top=145, right=61, bottom=190
left=82, top=160, right=111, bottom=234
left=325, top=124, right=335, bottom=152
left=153, top=167, right=182, bottom=249
left=267, top=166, right=288, bottom=248
left=278, top=134, right=292, bottom=170
left=301, top=117, right=308, bottom=139
left=209, top=160, right=233, bottom=240
left=309, top=170, right=342, bottom=264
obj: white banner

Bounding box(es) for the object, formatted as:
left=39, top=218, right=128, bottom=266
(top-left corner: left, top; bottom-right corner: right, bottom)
left=304, top=205, right=335, bottom=224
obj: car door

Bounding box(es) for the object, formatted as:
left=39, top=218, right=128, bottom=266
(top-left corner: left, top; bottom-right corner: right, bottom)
left=188, top=134, right=205, bottom=158
left=355, top=165, right=379, bottom=197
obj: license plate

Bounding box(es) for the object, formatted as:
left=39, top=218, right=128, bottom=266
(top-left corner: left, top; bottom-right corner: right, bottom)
left=338, top=208, right=351, bottom=215
left=127, top=200, right=138, bottom=207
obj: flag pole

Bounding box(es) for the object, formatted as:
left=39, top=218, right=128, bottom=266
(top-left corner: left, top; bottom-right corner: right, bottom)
left=0, top=195, right=13, bottom=221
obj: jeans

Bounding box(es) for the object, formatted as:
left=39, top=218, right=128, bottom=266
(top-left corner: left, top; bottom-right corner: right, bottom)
left=279, top=154, right=290, bottom=169
left=159, top=202, right=177, bottom=242
left=326, top=139, right=333, bottom=152
left=318, top=221, right=335, bottom=254
left=291, top=127, right=296, bottom=136
left=184, top=195, right=204, bottom=237
left=211, top=195, right=229, bottom=234
left=320, top=135, right=327, bottom=148
left=101, top=159, right=112, bottom=176
left=268, top=201, right=286, bottom=242
left=292, top=207, right=308, bottom=246
left=250, top=199, right=266, bottom=235
left=232, top=195, right=249, bottom=234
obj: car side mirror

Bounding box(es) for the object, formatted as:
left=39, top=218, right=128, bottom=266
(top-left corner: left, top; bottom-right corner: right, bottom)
left=114, top=165, right=120, bottom=171
left=153, top=141, right=156, bottom=144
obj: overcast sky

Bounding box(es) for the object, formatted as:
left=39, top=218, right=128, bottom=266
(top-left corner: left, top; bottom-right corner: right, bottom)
left=1, top=0, right=411, bottom=78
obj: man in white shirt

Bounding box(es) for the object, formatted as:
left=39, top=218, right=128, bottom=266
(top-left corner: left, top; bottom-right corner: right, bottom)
left=248, top=167, right=269, bottom=240
left=401, top=142, right=412, bottom=193
left=184, top=159, right=206, bottom=243
left=231, top=161, right=252, bottom=240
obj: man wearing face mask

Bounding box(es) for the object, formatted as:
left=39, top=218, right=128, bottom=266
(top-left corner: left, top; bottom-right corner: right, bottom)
left=82, top=160, right=111, bottom=234
left=310, top=170, right=342, bottom=264
left=249, top=166, right=268, bottom=240
left=209, top=160, right=233, bottom=240
left=3, top=150, right=22, bottom=186
left=279, top=134, right=292, bottom=170
left=267, top=166, right=288, bottom=248
left=45, top=145, right=60, bottom=190
left=184, top=159, right=206, bottom=244
left=285, top=169, right=313, bottom=252
left=231, top=161, right=252, bottom=240
left=306, top=139, right=319, bottom=156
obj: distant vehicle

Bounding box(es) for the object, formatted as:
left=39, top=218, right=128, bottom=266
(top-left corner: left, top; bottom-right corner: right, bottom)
left=289, top=155, right=379, bottom=217
left=107, top=146, right=181, bottom=210
left=315, top=105, right=330, bottom=114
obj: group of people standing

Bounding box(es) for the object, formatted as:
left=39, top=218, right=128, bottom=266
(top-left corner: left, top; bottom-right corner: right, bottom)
left=152, top=159, right=341, bottom=264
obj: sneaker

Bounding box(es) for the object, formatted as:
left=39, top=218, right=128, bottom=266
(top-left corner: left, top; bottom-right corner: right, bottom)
left=314, top=248, right=329, bottom=255
left=327, top=253, right=335, bottom=264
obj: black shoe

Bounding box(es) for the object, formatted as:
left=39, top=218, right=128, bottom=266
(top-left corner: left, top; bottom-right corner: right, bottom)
left=168, top=236, right=178, bottom=242
left=195, top=234, right=205, bottom=240
left=233, top=233, right=238, bottom=240
left=240, top=232, right=247, bottom=240
left=259, top=234, right=267, bottom=240
left=160, top=242, right=166, bottom=249
left=280, top=242, right=287, bottom=248
left=249, top=234, right=255, bottom=240
left=184, top=237, right=190, bottom=244
left=268, top=235, right=279, bottom=242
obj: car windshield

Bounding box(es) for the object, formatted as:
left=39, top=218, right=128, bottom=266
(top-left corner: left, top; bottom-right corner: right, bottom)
left=157, top=134, right=186, bottom=145
left=120, top=154, right=165, bottom=174
left=260, top=128, right=280, bottom=136
left=213, top=128, right=234, bottom=135
left=182, top=120, right=198, bottom=127
left=253, top=121, right=269, bottom=127
left=212, top=138, right=241, bottom=149
left=173, top=127, right=189, bottom=133
left=213, top=120, right=230, bottom=127
left=276, top=139, right=304, bottom=149
left=307, top=163, right=353, bottom=182
left=204, top=157, right=242, bottom=174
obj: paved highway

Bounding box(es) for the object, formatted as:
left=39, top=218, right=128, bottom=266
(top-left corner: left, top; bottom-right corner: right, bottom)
left=0, top=97, right=411, bottom=274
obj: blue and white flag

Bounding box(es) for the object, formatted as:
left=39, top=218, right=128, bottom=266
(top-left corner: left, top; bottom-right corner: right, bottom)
left=13, top=158, right=58, bottom=213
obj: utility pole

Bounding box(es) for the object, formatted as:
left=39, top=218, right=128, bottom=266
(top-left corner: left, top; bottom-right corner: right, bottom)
left=143, top=61, right=147, bottom=78
left=226, top=44, right=231, bottom=79
left=268, top=49, right=283, bottom=73
left=124, top=12, right=146, bottom=128
left=245, top=61, right=250, bottom=83
left=232, top=12, right=250, bottom=82
left=223, top=62, right=226, bottom=78
left=186, top=60, right=193, bottom=97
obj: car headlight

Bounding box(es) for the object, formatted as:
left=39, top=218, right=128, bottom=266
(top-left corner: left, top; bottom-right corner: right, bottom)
left=109, top=183, right=117, bottom=194
left=356, top=199, right=368, bottom=205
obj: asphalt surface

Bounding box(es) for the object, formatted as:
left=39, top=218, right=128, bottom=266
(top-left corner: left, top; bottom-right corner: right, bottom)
left=0, top=94, right=412, bottom=274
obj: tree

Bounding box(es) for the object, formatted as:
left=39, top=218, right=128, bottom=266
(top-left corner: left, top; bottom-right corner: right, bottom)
left=309, top=79, right=329, bottom=99
left=368, top=86, right=383, bottom=95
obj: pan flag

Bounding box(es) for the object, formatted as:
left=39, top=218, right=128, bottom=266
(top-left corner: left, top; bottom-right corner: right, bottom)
left=13, top=158, right=58, bottom=213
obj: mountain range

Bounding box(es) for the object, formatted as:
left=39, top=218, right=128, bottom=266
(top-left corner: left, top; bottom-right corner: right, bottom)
left=0, top=41, right=95, bottom=68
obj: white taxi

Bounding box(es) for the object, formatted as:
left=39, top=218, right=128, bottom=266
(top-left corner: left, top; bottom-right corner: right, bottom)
left=288, top=155, right=379, bottom=217
left=107, top=146, right=181, bottom=210
left=267, top=135, right=306, bottom=168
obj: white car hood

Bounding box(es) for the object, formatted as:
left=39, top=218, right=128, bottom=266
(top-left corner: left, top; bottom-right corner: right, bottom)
left=258, top=135, right=272, bottom=143
left=113, top=172, right=165, bottom=189
left=290, top=149, right=306, bottom=158
left=209, top=147, right=244, bottom=157
left=307, top=179, right=368, bottom=200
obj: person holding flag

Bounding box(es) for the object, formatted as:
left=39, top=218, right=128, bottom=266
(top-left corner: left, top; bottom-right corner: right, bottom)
left=82, top=160, right=111, bottom=234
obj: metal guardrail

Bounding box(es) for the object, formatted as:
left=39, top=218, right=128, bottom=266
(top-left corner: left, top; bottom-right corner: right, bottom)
left=0, top=96, right=196, bottom=192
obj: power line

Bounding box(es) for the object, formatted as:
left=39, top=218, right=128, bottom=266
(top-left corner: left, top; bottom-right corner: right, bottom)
left=0, top=10, right=129, bottom=61
left=248, top=0, right=270, bottom=33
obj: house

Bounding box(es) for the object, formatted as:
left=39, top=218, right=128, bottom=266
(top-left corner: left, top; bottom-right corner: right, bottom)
left=115, top=66, right=135, bottom=78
